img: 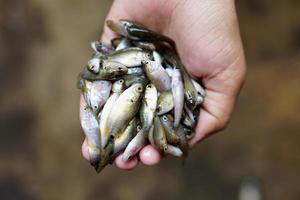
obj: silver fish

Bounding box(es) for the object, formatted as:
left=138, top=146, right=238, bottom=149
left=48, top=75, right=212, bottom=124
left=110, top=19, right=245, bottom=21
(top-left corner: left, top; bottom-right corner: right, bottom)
left=153, top=115, right=168, bottom=152
left=142, top=59, right=171, bottom=92
left=89, top=80, right=112, bottom=113
left=139, top=84, right=158, bottom=132
left=87, top=57, right=101, bottom=74
left=148, top=125, right=155, bottom=145
left=122, top=129, right=146, bottom=161
left=171, top=68, right=184, bottom=128
left=156, top=91, right=174, bottom=115
left=192, top=79, right=206, bottom=99
left=79, top=96, right=101, bottom=166
left=99, top=79, right=125, bottom=148
left=160, top=115, right=180, bottom=145
left=113, top=118, right=137, bottom=155
left=105, top=83, right=144, bottom=146
left=165, top=144, right=183, bottom=157
left=107, top=47, right=152, bottom=67
left=115, top=38, right=130, bottom=51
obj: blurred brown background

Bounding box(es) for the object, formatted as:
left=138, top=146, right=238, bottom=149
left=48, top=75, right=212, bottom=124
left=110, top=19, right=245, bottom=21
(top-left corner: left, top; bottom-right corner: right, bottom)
left=0, top=0, right=299, bottom=199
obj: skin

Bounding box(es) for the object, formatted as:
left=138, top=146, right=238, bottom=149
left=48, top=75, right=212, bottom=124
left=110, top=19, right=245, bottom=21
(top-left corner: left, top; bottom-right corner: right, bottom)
left=81, top=0, right=246, bottom=170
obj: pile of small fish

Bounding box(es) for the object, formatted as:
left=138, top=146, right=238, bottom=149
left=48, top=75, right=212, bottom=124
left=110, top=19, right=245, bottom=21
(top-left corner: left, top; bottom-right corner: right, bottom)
left=77, top=19, right=206, bottom=173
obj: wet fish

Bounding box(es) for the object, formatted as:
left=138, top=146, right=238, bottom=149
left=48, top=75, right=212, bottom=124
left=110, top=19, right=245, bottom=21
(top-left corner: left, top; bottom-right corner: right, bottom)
left=113, top=118, right=137, bottom=155
left=80, top=60, right=128, bottom=81
left=165, top=144, right=183, bottom=157
left=79, top=96, right=101, bottom=167
left=91, top=41, right=114, bottom=55
left=142, top=59, right=171, bottom=92
left=105, top=83, right=144, bottom=146
left=122, top=129, right=146, bottom=161
left=148, top=125, right=155, bottom=145
left=171, top=68, right=184, bottom=128
left=107, top=47, right=152, bottom=67
left=99, top=79, right=125, bottom=148
left=87, top=57, right=101, bottom=74
left=160, top=115, right=180, bottom=145
left=156, top=91, right=174, bottom=115
left=123, top=74, right=148, bottom=87
left=96, top=137, right=114, bottom=173
left=132, top=41, right=156, bottom=51
left=115, top=38, right=130, bottom=51
left=153, top=115, right=168, bottom=152
left=139, top=84, right=158, bottom=132
left=88, top=80, right=111, bottom=113
left=192, top=79, right=206, bottom=99
left=106, top=19, right=175, bottom=47
left=163, top=49, right=202, bottom=109
left=176, top=125, right=189, bottom=158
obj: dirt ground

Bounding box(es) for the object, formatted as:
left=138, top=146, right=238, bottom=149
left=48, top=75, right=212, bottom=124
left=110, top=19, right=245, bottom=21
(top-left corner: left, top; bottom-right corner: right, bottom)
left=0, top=0, right=299, bottom=199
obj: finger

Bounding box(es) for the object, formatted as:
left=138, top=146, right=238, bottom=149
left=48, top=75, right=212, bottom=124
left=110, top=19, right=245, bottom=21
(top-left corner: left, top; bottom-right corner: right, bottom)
left=114, top=154, right=138, bottom=170
left=100, top=1, right=133, bottom=43
left=139, top=145, right=162, bottom=166
left=81, top=138, right=90, bottom=161
left=100, top=0, right=167, bottom=43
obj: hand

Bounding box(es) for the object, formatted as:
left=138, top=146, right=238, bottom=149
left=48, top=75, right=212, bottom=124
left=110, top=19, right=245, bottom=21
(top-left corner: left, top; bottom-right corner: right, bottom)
left=81, top=0, right=246, bottom=170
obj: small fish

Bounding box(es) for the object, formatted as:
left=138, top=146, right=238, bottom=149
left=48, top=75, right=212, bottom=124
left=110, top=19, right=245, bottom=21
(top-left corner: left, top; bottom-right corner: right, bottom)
left=96, top=137, right=114, bottom=173
left=123, top=74, right=148, bottom=87
left=153, top=115, right=168, bottom=152
left=139, top=84, right=158, bottom=132
left=79, top=96, right=101, bottom=167
left=171, top=68, right=184, bottom=128
left=99, top=79, right=125, bottom=148
left=156, top=91, right=174, bottom=115
left=89, top=80, right=112, bottom=113
left=160, top=115, right=180, bottom=145
left=80, top=60, right=128, bottom=81
left=122, top=129, right=146, bottom=161
left=148, top=125, right=155, bottom=145
left=192, top=79, right=206, bottom=100
left=107, top=47, right=152, bottom=67
left=152, top=51, right=163, bottom=64
left=91, top=41, right=114, bottom=55
left=163, top=49, right=202, bottom=109
left=79, top=80, right=111, bottom=114
left=165, top=144, right=183, bottom=157
left=176, top=125, right=189, bottom=158
left=105, top=83, right=144, bottom=146
left=87, top=57, right=101, bottom=74
left=142, top=60, right=171, bottom=92
left=132, top=41, right=156, bottom=51
left=113, top=118, right=137, bottom=155
left=106, top=19, right=175, bottom=47
left=182, top=104, right=199, bottom=129
left=115, top=38, right=131, bottom=51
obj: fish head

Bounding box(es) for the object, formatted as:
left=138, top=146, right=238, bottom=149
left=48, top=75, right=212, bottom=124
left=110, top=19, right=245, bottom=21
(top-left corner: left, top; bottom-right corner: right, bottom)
left=87, top=58, right=100, bottom=74
left=112, top=79, right=125, bottom=93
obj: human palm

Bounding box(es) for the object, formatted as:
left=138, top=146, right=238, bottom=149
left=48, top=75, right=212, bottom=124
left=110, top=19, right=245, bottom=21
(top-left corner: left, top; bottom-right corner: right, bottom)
left=81, top=0, right=246, bottom=170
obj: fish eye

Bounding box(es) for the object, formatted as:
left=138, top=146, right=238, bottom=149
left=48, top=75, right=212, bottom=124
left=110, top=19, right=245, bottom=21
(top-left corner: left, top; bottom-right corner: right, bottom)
left=137, top=87, right=142, bottom=91
left=163, top=116, right=167, bottom=121
left=118, top=67, right=123, bottom=71
left=94, top=105, right=98, bottom=109
left=119, top=79, right=124, bottom=83
left=147, top=85, right=152, bottom=89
